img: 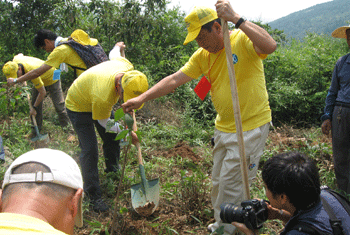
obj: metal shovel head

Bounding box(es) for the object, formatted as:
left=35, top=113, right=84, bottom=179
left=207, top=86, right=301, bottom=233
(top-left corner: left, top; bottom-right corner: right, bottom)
left=131, top=165, right=160, bottom=216
left=31, top=126, right=49, bottom=142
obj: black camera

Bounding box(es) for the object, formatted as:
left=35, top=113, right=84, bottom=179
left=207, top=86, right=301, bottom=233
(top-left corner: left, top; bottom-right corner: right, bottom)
left=220, top=199, right=268, bottom=230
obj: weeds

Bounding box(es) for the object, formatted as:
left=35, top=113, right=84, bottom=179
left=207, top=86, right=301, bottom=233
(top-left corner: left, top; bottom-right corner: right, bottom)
left=0, top=98, right=340, bottom=235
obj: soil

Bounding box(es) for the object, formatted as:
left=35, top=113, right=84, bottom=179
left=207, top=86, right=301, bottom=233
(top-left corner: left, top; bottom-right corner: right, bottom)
left=77, top=142, right=213, bottom=235
left=135, top=201, right=156, bottom=217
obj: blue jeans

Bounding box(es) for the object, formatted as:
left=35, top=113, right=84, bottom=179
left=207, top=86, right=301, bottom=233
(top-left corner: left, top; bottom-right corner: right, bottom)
left=67, top=109, right=120, bottom=200
left=0, top=136, right=4, bottom=160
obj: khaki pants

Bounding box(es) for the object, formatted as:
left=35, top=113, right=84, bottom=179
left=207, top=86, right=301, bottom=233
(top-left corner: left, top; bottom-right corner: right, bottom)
left=210, top=123, right=270, bottom=235
left=31, top=80, right=70, bottom=132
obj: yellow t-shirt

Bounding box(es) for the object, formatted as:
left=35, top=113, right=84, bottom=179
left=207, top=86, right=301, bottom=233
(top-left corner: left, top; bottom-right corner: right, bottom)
left=13, top=55, right=57, bottom=89
left=65, top=58, right=134, bottom=120
left=181, top=29, right=271, bottom=133
left=44, top=44, right=87, bottom=77
left=0, top=213, right=67, bottom=234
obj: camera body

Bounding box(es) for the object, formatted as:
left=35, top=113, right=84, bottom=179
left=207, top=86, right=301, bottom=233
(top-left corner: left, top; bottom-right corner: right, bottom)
left=220, top=199, right=268, bottom=230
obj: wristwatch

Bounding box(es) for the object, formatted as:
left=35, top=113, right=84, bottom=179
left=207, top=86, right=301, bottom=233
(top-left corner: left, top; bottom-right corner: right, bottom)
left=235, top=17, right=246, bottom=29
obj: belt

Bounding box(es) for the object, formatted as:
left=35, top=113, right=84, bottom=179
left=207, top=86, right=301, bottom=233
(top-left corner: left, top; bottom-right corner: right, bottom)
left=335, top=102, right=350, bottom=108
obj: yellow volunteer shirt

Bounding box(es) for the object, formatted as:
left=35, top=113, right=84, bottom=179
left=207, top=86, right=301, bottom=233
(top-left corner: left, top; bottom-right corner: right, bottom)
left=45, top=43, right=87, bottom=77
left=181, top=29, right=271, bottom=133
left=0, top=213, right=67, bottom=234
left=65, top=58, right=134, bottom=120
left=13, top=55, right=56, bottom=89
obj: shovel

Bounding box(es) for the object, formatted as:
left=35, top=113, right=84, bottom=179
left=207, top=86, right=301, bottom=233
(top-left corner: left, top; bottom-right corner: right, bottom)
left=131, top=113, right=159, bottom=216
left=26, top=92, right=49, bottom=142
left=221, top=18, right=250, bottom=200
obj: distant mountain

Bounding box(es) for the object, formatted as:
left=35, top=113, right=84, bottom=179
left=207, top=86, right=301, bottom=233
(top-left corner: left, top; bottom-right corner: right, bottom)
left=269, top=0, right=350, bottom=39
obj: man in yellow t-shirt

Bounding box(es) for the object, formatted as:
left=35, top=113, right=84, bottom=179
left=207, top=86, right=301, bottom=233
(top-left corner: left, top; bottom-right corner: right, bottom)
left=6, top=29, right=106, bottom=85
left=122, top=1, right=277, bottom=234
left=2, top=54, right=70, bottom=137
left=0, top=148, right=84, bottom=235
left=65, top=54, right=148, bottom=212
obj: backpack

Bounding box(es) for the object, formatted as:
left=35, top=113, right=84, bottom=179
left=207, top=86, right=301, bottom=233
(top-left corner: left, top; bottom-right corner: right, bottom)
left=57, top=38, right=108, bottom=77
left=284, top=186, right=350, bottom=235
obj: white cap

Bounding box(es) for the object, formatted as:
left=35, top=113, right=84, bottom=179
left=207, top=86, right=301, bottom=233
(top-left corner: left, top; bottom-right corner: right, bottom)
left=2, top=148, right=84, bottom=227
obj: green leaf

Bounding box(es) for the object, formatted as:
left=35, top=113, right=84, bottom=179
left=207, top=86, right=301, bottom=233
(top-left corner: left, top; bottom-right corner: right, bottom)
left=115, top=130, right=129, bottom=141
left=119, top=207, right=128, bottom=214
left=125, top=113, right=134, bottom=130
left=114, top=108, right=125, bottom=122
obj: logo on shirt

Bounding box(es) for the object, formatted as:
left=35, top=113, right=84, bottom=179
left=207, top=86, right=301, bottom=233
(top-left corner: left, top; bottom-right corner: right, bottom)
left=248, top=163, right=256, bottom=171
left=232, top=54, right=238, bottom=64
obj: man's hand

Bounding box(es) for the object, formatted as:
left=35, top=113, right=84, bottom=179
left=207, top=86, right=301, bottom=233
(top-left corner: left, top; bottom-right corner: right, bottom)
left=29, top=107, right=37, bottom=117
left=116, top=42, right=126, bottom=57
left=215, top=0, right=240, bottom=23
left=321, top=119, right=332, bottom=135
left=122, top=97, right=143, bottom=113
left=130, top=131, right=139, bottom=146
left=7, top=78, right=16, bottom=86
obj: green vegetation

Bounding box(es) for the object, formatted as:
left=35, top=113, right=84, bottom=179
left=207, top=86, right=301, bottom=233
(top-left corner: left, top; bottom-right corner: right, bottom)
left=0, top=0, right=348, bottom=234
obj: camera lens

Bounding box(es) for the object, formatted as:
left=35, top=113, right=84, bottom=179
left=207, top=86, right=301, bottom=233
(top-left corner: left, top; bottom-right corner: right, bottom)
left=220, top=203, right=245, bottom=224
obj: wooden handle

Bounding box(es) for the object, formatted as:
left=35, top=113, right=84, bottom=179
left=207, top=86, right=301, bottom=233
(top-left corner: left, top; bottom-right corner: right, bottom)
left=132, top=112, right=143, bottom=166
left=221, top=18, right=250, bottom=200
left=26, top=92, right=38, bottom=127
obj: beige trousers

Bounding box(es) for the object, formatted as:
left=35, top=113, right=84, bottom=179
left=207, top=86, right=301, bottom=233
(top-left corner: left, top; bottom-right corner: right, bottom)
left=210, top=123, right=270, bottom=235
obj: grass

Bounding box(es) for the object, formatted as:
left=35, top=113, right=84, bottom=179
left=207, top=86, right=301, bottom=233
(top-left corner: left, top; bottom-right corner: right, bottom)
left=0, top=97, right=338, bottom=235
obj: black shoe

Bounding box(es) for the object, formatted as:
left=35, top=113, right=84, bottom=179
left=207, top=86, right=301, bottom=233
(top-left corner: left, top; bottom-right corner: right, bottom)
left=105, top=164, right=121, bottom=173
left=92, top=198, right=109, bottom=213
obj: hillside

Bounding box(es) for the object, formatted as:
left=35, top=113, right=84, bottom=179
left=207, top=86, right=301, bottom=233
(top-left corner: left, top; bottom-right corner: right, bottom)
left=269, top=0, right=350, bottom=39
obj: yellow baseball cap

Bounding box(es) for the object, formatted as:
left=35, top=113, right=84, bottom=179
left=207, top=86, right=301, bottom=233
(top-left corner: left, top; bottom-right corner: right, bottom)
left=183, top=6, right=218, bottom=45
left=122, top=70, right=148, bottom=109
left=2, top=61, right=18, bottom=79
left=332, top=25, right=350, bottom=39
left=71, top=29, right=98, bottom=46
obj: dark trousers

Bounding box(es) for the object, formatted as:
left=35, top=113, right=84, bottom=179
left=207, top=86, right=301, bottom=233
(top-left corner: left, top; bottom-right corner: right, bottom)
left=31, top=80, right=70, bottom=132
left=67, top=109, right=120, bottom=200
left=332, top=105, right=350, bottom=195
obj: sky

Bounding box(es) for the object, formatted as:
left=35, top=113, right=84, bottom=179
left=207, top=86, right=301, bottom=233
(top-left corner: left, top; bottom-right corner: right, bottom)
left=167, top=0, right=333, bottom=23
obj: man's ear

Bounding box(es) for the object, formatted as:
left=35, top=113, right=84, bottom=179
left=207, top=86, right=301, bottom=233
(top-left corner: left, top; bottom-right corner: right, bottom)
left=0, top=189, right=3, bottom=212
left=280, top=193, right=289, bottom=205
left=69, top=188, right=83, bottom=218
left=213, top=21, right=222, bottom=32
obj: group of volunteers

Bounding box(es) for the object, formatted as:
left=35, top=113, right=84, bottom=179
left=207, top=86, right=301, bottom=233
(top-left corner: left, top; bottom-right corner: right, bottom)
left=1, top=0, right=350, bottom=234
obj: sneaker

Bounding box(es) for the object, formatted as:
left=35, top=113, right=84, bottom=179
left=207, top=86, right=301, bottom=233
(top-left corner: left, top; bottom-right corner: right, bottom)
left=92, top=198, right=109, bottom=213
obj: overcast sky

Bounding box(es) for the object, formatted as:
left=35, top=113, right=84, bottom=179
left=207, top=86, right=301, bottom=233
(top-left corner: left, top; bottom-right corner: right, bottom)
left=167, top=0, right=333, bottom=23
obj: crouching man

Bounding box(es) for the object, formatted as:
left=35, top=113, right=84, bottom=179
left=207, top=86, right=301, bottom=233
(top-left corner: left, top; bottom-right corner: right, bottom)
left=231, top=152, right=350, bottom=235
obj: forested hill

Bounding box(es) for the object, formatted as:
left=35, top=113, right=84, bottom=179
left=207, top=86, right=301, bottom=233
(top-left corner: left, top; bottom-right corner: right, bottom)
left=269, top=0, right=350, bottom=39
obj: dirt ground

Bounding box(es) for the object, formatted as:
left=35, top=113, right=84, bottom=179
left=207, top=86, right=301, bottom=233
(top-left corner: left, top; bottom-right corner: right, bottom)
left=77, top=142, right=213, bottom=235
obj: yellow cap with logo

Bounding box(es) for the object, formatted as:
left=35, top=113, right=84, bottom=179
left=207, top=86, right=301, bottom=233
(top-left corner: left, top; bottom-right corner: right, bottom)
left=183, top=6, right=218, bottom=45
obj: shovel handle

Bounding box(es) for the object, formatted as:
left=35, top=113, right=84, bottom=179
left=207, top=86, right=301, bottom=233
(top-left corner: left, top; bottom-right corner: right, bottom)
left=132, top=112, right=143, bottom=166
left=221, top=18, right=250, bottom=200
left=26, top=92, right=39, bottom=128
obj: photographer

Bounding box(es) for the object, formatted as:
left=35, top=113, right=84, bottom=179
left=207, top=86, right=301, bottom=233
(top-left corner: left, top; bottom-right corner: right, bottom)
left=230, top=152, right=350, bottom=235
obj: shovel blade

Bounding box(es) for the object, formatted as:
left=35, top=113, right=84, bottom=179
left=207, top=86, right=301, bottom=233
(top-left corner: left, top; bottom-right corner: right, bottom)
left=31, top=133, right=49, bottom=142
left=131, top=178, right=160, bottom=216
